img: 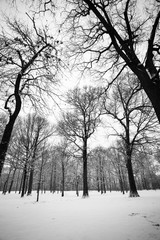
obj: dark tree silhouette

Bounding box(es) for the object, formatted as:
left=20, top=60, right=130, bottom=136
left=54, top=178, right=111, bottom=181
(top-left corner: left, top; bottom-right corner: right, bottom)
left=0, top=16, right=59, bottom=176
left=65, top=0, right=160, bottom=123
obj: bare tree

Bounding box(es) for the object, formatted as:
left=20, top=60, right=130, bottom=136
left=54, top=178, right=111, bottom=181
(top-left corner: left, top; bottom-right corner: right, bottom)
left=57, top=86, right=103, bottom=197
left=65, top=0, right=160, bottom=125
left=103, top=73, right=159, bottom=196
left=0, top=15, right=60, bottom=176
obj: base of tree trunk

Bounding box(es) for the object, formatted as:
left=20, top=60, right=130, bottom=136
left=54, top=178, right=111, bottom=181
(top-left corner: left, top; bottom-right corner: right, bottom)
left=129, top=191, right=140, bottom=197
left=82, top=193, right=89, bottom=198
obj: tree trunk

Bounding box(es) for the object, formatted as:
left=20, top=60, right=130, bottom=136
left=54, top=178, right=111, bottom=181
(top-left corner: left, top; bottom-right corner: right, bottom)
left=15, top=169, right=21, bottom=193
left=0, top=119, right=16, bottom=177
left=118, top=168, right=125, bottom=194
left=0, top=73, right=22, bottom=177
left=76, top=176, right=79, bottom=196
left=19, top=171, right=23, bottom=194
left=96, top=167, right=100, bottom=192
left=21, top=162, right=28, bottom=197
left=27, top=167, right=34, bottom=195
left=100, top=161, right=103, bottom=194
left=83, top=139, right=88, bottom=197
left=50, top=160, right=54, bottom=192
left=37, top=179, right=41, bottom=202
left=8, top=167, right=17, bottom=193
left=53, top=163, right=57, bottom=193
left=61, top=162, right=65, bottom=197
left=126, top=153, right=139, bottom=197
left=37, top=154, right=44, bottom=202
left=102, top=174, right=106, bottom=193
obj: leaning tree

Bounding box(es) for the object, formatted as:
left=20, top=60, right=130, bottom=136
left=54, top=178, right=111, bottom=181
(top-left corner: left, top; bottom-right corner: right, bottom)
left=0, top=15, right=61, bottom=176
left=64, top=0, right=160, bottom=124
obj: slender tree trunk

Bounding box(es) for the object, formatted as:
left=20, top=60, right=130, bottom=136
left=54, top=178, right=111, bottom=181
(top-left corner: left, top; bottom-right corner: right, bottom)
left=118, top=168, right=125, bottom=194
left=61, top=162, right=65, bottom=197
left=50, top=159, right=54, bottom=192
left=15, top=169, right=21, bottom=193
left=8, top=167, right=17, bottom=193
left=102, top=174, right=106, bottom=193
left=19, top=171, right=23, bottom=194
left=100, top=160, right=103, bottom=194
left=53, top=163, right=57, bottom=193
left=21, top=162, right=28, bottom=197
left=83, top=139, right=88, bottom=197
left=96, top=166, right=100, bottom=192
left=76, top=176, right=79, bottom=196
left=108, top=171, right=112, bottom=192
left=37, top=154, right=44, bottom=202
left=37, top=178, right=41, bottom=202
left=27, top=167, right=34, bottom=195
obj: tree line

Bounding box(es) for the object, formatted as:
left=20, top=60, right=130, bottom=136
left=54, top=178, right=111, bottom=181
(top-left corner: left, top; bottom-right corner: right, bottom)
left=0, top=85, right=160, bottom=201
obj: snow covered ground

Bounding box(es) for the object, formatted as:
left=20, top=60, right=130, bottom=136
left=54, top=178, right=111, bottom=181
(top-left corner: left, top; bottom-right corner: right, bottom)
left=0, top=190, right=160, bottom=240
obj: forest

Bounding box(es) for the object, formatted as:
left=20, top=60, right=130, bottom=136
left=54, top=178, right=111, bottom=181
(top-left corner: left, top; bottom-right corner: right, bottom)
left=0, top=0, right=160, bottom=201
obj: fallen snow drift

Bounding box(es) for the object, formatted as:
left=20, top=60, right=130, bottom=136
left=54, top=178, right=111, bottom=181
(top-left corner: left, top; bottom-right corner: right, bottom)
left=0, top=190, right=160, bottom=240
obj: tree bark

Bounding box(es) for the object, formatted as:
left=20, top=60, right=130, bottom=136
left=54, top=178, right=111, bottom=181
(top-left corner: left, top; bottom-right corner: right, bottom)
left=83, top=139, right=89, bottom=197
left=126, top=153, right=139, bottom=197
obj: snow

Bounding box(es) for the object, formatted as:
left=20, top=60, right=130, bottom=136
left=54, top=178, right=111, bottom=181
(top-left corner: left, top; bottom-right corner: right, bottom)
left=0, top=190, right=160, bottom=240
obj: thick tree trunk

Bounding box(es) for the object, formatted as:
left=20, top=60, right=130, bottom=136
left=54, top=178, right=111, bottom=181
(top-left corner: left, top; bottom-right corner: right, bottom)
left=83, top=139, right=89, bottom=197
left=126, top=153, right=139, bottom=197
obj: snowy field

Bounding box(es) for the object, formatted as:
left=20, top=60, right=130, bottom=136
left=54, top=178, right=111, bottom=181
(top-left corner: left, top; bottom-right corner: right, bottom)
left=0, top=190, right=160, bottom=240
